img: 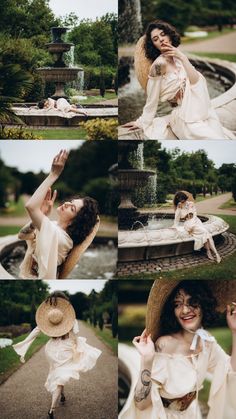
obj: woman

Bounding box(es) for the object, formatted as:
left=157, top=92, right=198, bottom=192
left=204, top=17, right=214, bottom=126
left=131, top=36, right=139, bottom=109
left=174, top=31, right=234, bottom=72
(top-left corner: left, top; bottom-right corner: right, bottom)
left=173, top=191, right=221, bottom=263
left=38, top=97, right=87, bottom=116
left=18, top=150, right=99, bottom=279
left=123, top=20, right=235, bottom=140
left=120, top=280, right=236, bottom=418
left=13, top=291, right=101, bottom=418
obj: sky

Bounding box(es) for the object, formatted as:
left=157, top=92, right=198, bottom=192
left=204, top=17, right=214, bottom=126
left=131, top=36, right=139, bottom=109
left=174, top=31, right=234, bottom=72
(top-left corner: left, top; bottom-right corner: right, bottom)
left=44, top=279, right=107, bottom=295
left=159, top=140, right=236, bottom=168
left=0, top=141, right=83, bottom=173
left=49, top=0, right=117, bottom=20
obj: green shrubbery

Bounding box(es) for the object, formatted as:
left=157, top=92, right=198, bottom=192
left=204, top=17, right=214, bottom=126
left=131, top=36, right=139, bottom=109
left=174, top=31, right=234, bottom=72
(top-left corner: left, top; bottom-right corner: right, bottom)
left=0, top=127, right=41, bottom=139
left=83, top=65, right=116, bottom=90
left=81, top=118, right=118, bottom=140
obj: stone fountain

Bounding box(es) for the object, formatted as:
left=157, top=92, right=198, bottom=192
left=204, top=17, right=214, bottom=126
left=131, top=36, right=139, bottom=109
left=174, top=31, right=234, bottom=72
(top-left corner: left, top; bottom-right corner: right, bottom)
left=118, top=141, right=229, bottom=263
left=119, top=140, right=156, bottom=229
left=37, top=27, right=82, bottom=99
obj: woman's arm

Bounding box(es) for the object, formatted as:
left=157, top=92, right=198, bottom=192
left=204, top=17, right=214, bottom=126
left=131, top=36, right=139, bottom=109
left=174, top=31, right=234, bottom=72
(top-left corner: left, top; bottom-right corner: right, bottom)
left=132, top=330, right=155, bottom=410
left=227, top=302, right=236, bottom=371
left=25, top=150, right=68, bottom=230
left=162, top=41, right=199, bottom=85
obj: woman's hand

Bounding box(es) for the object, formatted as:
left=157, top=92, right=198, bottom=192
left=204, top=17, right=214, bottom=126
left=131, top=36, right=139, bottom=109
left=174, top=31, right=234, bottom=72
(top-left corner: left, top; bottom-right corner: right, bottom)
left=133, top=329, right=155, bottom=360
left=50, top=149, right=69, bottom=178
left=161, top=41, right=185, bottom=61
left=40, top=188, right=57, bottom=216
left=122, top=121, right=140, bottom=131
left=227, top=303, right=236, bottom=333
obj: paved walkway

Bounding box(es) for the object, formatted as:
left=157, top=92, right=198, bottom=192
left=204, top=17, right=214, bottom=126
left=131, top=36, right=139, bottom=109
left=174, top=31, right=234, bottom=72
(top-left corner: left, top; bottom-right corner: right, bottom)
left=181, top=31, right=236, bottom=54
left=0, top=322, right=117, bottom=419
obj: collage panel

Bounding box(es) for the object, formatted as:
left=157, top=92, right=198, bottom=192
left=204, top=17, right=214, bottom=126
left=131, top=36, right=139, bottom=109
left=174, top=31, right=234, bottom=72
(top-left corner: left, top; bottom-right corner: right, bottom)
left=0, top=279, right=118, bottom=419
left=0, top=0, right=118, bottom=140
left=0, top=140, right=118, bottom=280
left=118, top=279, right=236, bottom=418
left=118, top=140, right=236, bottom=280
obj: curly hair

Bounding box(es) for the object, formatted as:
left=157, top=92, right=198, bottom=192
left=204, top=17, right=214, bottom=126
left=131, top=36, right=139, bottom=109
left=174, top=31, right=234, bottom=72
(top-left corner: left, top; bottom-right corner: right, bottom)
left=37, top=99, right=47, bottom=109
left=160, top=281, right=218, bottom=336
left=173, top=191, right=189, bottom=209
left=66, top=196, right=99, bottom=245
left=144, top=20, right=181, bottom=62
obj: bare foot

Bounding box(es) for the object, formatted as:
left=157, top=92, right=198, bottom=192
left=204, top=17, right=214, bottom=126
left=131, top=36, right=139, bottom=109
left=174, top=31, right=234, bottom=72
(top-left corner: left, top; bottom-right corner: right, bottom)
left=206, top=250, right=214, bottom=261
left=216, top=253, right=221, bottom=264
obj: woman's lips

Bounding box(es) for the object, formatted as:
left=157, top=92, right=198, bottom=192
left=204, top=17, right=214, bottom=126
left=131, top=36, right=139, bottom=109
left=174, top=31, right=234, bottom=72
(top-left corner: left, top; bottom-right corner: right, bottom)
left=180, top=315, right=196, bottom=323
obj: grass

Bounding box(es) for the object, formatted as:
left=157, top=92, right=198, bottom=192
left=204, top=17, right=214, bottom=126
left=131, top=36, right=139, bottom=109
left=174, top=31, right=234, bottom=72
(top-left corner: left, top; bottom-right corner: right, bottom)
left=0, top=197, right=25, bottom=217
left=79, top=92, right=117, bottom=105
left=0, top=332, right=49, bottom=385
left=30, top=127, right=87, bottom=140
left=219, top=198, right=236, bottom=210
left=120, top=215, right=236, bottom=280
left=189, top=52, right=236, bottom=63
left=0, top=226, right=20, bottom=237
left=84, top=321, right=117, bottom=355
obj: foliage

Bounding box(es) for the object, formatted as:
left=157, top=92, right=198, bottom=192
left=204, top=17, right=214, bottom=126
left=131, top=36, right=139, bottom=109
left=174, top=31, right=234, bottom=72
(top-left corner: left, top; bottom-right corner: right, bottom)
left=0, top=127, right=41, bottom=139
left=100, top=68, right=106, bottom=97
left=231, top=175, right=236, bottom=202
left=80, top=118, right=118, bottom=140
left=82, top=177, right=118, bottom=216
left=83, top=65, right=116, bottom=90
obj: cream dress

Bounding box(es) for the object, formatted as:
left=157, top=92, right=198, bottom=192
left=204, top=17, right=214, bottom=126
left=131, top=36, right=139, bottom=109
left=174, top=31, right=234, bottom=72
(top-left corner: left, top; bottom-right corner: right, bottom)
left=13, top=320, right=102, bottom=394
left=136, top=57, right=235, bottom=140
left=173, top=200, right=211, bottom=251
left=19, top=216, right=73, bottom=279
left=47, top=98, right=73, bottom=113
left=120, top=335, right=236, bottom=419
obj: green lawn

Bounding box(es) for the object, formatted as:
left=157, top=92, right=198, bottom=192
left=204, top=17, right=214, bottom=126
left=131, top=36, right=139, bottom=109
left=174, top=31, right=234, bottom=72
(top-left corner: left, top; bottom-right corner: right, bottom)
left=0, top=197, right=25, bottom=217
left=219, top=198, right=236, bottom=210
left=84, top=322, right=117, bottom=355
left=30, top=128, right=87, bottom=140
left=79, top=92, right=117, bottom=105
left=0, top=226, right=20, bottom=237
left=189, top=52, right=236, bottom=62
left=0, top=332, right=49, bottom=385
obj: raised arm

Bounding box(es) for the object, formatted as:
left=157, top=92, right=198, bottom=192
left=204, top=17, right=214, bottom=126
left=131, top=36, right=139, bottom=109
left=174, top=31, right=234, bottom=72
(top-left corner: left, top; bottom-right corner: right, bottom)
left=25, top=150, right=68, bottom=230
left=132, top=329, right=155, bottom=411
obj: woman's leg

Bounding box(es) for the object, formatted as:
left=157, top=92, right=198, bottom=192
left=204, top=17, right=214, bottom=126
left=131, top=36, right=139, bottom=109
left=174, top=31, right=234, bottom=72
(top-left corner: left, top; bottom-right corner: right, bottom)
left=49, top=385, right=63, bottom=414
left=60, top=385, right=66, bottom=403
left=204, top=240, right=214, bottom=260
left=208, top=236, right=221, bottom=263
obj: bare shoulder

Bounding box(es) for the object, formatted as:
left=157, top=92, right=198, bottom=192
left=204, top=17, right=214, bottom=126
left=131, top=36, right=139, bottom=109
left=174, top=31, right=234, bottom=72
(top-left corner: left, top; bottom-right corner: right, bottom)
left=149, top=56, right=167, bottom=77
left=155, top=335, right=175, bottom=352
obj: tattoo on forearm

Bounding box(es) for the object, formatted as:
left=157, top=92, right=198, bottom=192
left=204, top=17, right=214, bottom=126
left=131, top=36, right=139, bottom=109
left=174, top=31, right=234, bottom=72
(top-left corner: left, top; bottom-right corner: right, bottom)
left=20, top=223, right=35, bottom=234
left=150, top=63, right=162, bottom=77
left=134, top=369, right=151, bottom=402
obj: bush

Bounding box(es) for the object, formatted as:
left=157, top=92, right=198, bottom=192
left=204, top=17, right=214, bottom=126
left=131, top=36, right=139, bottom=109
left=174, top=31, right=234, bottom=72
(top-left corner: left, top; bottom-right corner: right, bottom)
left=82, top=177, right=118, bottom=215
left=80, top=118, right=118, bottom=140
left=0, top=127, right=41, bottom=140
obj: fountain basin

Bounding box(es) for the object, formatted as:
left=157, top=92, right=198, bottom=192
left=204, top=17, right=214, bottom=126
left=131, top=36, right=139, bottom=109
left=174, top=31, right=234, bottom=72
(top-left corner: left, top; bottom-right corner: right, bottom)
left=0, top=235, right=117, bottom=279
left=118, top=213, right=229, bottom=262
left=37, top=67, right=82, bottom=82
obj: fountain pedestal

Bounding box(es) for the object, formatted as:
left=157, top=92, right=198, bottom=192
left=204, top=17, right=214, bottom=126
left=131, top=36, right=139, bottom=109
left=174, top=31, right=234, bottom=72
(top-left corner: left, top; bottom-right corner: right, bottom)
left=37, top=27, right=83, bottom=99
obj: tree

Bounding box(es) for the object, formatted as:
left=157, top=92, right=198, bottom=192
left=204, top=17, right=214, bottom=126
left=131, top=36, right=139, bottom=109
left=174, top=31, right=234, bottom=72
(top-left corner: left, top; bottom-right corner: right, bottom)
left=99, top=68, right=106, bottom=97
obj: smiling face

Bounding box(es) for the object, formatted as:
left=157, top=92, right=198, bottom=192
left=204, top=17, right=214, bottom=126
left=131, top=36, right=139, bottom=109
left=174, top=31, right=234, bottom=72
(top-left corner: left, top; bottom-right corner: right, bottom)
left=174, top=289, right=203, bottom=332
left=151, top=28, right=172, bottom=52
left=57, top=198, right=84, bottom=225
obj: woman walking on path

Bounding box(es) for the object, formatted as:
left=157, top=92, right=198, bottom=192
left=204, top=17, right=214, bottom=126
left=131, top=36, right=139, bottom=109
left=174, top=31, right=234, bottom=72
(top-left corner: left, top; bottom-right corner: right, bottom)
left=13, top=291, right=101, bottom=418
left=120, top=280, right=236, bottom=418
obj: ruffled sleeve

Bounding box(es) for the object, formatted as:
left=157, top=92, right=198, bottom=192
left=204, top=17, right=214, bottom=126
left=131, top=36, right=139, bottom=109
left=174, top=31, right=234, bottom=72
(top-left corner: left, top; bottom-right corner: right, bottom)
left=119, top=353, right=167, bottom=419
left=71, top=321, right=102, bottom=372
left=136, top=75, right=162, bottom=130
left=12, top=326, right=41, bottom=363
left=207, top=341, right=236, bottom=418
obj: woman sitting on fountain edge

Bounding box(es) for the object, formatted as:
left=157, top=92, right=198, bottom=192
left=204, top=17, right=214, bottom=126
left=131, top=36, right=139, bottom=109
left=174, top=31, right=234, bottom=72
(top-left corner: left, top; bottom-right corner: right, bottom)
left=38, top=97, right=87, bottom=116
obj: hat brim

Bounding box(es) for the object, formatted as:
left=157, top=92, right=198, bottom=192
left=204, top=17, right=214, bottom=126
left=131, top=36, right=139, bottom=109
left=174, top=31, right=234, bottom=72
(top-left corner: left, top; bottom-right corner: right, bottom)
left=134, top=35, right=152, bottom=90
left=146, top=279, right=236, bottom=343
left=36, top=297, right=76, bottom=337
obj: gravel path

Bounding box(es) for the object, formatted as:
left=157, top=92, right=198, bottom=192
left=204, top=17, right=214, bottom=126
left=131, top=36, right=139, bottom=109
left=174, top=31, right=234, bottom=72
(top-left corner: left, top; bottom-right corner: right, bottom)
left=0, top=322, right=117, bottom=419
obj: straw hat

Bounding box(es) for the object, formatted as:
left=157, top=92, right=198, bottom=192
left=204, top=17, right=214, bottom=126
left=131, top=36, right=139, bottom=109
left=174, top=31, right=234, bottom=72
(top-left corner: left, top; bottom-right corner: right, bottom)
left=146, top=279, right=236, bottom=342
left=134, top=35, right=152, bottom=90
left=36, top=297, right=76, bottom=337
left=58, top=217, right=100, bottom=279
